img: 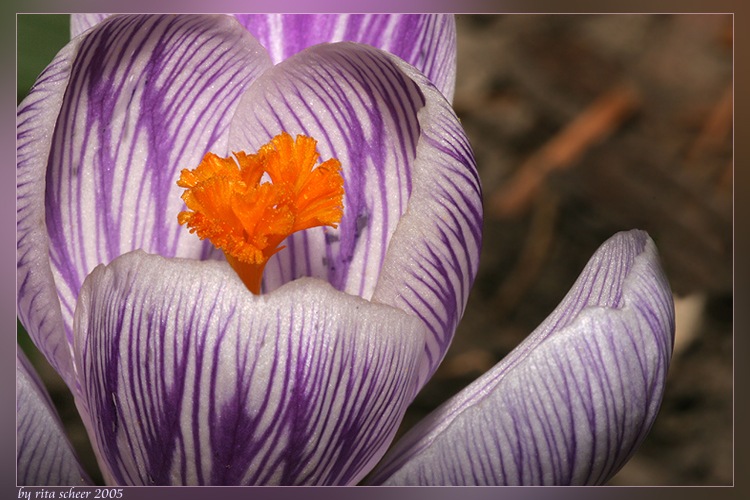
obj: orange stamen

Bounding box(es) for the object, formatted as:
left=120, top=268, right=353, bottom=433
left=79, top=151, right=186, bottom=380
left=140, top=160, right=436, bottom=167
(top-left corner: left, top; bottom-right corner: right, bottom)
left=177, top=132, right=344, bottom=294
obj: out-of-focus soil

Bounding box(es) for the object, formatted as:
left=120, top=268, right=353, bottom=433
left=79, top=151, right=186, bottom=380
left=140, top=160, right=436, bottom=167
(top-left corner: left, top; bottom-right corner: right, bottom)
left=398, top=14, right=733, bottom=486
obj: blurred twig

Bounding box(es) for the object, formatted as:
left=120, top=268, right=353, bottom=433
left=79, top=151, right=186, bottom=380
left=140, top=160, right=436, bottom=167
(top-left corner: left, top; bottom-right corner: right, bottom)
left=489, top=83, right=641, bottom=218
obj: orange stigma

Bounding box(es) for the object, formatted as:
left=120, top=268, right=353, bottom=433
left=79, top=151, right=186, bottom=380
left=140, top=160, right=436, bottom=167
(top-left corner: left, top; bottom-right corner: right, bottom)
left=177, top=132, right=344, bottom=294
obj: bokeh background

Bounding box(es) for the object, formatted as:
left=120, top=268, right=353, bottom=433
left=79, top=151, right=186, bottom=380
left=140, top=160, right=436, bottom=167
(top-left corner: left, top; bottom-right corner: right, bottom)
left=17, top=14, right=733, bottom=486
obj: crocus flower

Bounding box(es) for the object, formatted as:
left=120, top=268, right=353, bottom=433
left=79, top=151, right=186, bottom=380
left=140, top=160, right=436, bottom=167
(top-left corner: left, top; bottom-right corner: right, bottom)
left=16, top=14, right=674, bottom=487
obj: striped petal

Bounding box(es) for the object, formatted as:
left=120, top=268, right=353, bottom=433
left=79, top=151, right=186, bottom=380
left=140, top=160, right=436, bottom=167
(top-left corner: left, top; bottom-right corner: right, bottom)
left=234, top=14, right=457, bottom=101
left=17, top=39, right=81, bottom=386
left=16, top=349, right=90, bottom=486
left=18, top=14, right=271, bottom=389
left=70, top=14, right=108, bottom=37
left=72, top=14, right=457, bottom=101
left=227, top=43, right=481, bottom=389
left=369, top=230, right=675, bottom=485
left=73, top=251, right=426, bottom=485
left=371, top=50, right=483, bottom=388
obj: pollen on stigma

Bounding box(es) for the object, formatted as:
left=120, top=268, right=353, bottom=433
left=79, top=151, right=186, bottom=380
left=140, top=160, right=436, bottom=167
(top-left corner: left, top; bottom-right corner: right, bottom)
left=176, top=132, right=344, bottom=294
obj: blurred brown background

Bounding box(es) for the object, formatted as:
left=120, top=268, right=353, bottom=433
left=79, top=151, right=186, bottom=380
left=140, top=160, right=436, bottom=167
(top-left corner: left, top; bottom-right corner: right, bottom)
left=400, top=14, right=733, bottom=486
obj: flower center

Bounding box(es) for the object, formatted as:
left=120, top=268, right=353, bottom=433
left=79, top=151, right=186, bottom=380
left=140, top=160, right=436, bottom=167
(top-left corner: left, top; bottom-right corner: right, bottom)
left=177, top=132, right=344, bottom=294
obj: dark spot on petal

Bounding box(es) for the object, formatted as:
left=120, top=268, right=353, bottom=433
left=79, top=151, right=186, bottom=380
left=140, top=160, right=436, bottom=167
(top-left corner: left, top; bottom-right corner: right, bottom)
left=355, top=212, right=369, bottom=239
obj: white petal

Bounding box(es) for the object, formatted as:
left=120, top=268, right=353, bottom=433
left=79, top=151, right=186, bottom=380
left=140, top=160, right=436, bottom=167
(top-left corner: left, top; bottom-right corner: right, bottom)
left=372, top=50, right=483, bottom=388
left=17, top=39, right=81, bottom=387
left=74, top=251, right=427, bottom=485
left=70, top=14, right=108, bottom=37
left=370, top=230, right=675, bottom=485
left=16, top=349, right=90, bottom=485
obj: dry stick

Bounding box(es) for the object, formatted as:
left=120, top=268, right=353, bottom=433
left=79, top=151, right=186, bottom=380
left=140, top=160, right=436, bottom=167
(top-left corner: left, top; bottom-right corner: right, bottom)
left=489, top=83, right=641, bottom=219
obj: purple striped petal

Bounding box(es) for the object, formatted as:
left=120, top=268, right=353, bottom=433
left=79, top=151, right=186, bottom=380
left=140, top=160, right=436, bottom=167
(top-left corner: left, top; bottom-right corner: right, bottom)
left=72, top=14, right=457, bottom=102
left=16, top=349, right=90, bottom=486
left=74, top=251, right=426, bottom=485
left=371, top=50, right=482, bottom=388
left=70, top=14, right=108, bottom=37
left=17, top=40, right=81, bottom=387
left=18, top=14, right=272, bottom=391
left=234, top=14, right=457, bottom=101
left=227, top=43, right=481, bottom=390
left=369, top=230, right=675, bottom=485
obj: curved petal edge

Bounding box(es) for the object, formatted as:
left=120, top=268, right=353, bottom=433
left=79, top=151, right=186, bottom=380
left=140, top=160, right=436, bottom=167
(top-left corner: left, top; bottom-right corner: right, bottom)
left=369, top=229, right=675, bottom=485
left=16, top=349, right=90, bottom=486
left=17, top=38, right=80, bottom=389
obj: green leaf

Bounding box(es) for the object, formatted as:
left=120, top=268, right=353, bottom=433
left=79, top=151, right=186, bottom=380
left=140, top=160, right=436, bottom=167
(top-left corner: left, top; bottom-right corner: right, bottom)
left=17, top=14, right=70, bottom=104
